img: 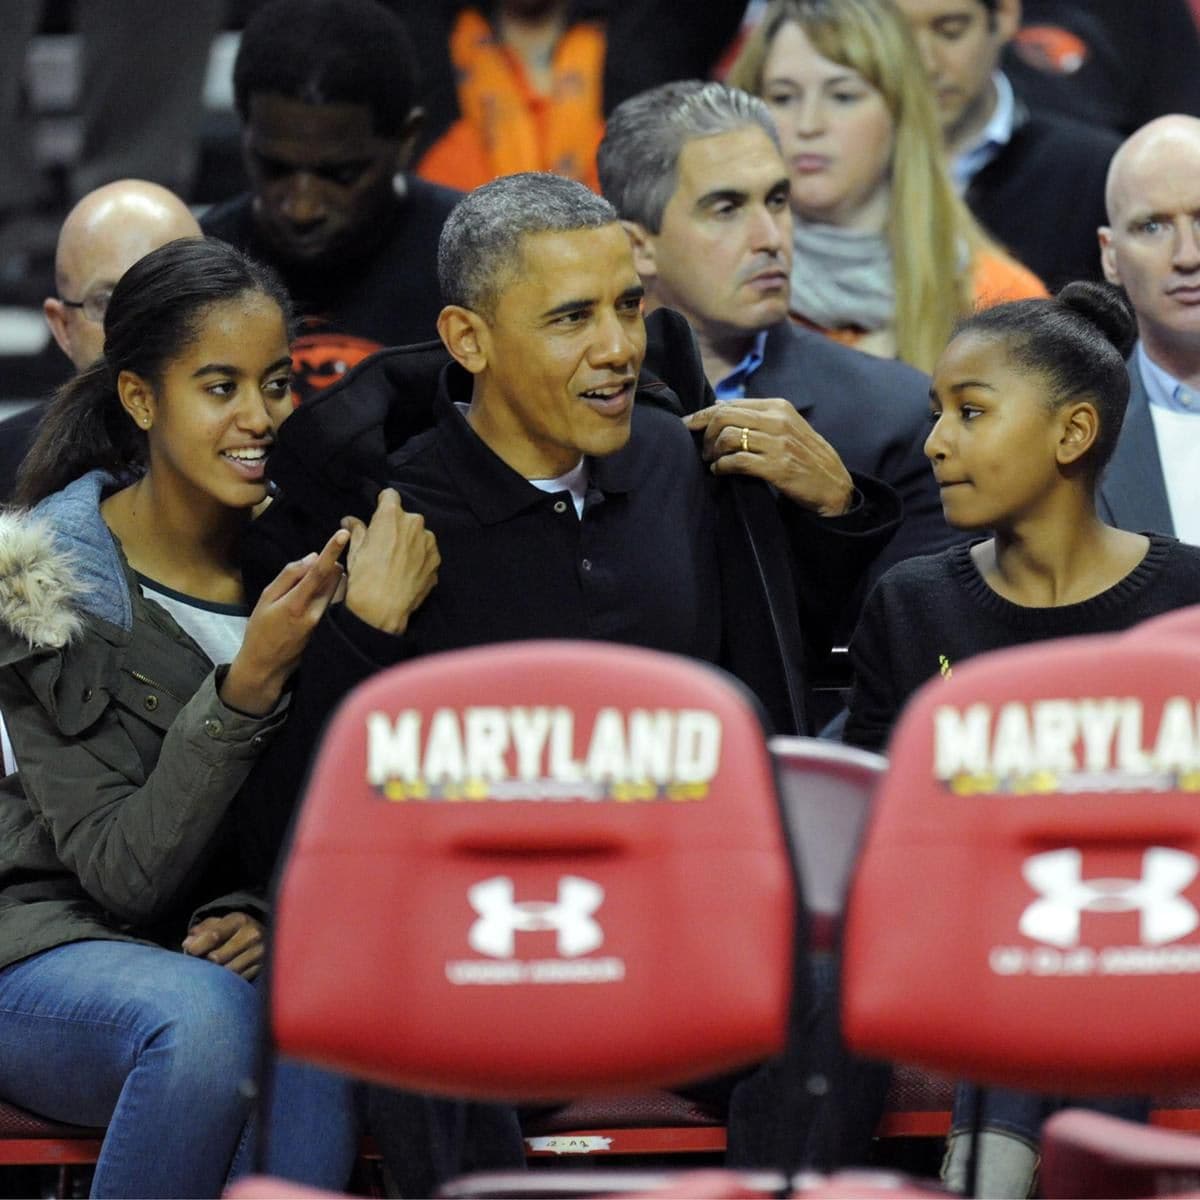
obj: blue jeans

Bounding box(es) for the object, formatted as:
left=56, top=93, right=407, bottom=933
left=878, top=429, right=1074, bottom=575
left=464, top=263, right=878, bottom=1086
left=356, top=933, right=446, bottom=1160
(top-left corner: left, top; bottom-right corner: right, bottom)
left=951, top=1083, right=1150, bottom=1146
left=239, top=1063, right=528, bottom=1193
left=232, top=1056, right=363, bottom=1189
left=0, top=940, right=259, bottom=1198
left=0, top=941, right=364, bottom=1198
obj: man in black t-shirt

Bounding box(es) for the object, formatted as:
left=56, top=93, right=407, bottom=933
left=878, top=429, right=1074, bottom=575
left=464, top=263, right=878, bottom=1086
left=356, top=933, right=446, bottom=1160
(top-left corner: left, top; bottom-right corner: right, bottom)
left=201, top=0, right=461, bottom=403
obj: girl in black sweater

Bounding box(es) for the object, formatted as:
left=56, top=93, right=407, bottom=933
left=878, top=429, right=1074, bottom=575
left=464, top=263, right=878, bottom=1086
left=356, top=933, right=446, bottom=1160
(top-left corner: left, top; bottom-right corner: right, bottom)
left=844, top=280, right=1200, bottom=1195
left=846, top=281, right=1200, bottom=753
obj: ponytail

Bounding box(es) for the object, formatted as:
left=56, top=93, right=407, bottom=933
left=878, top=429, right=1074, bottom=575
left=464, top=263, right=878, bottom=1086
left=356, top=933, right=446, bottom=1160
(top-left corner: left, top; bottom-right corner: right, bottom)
left=13, top=361, right=148, bottom=507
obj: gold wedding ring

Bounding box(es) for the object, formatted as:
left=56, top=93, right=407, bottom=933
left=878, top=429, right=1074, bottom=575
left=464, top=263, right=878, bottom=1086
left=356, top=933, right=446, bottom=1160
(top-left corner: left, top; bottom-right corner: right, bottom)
left=740, top=426, right=750, bottom=453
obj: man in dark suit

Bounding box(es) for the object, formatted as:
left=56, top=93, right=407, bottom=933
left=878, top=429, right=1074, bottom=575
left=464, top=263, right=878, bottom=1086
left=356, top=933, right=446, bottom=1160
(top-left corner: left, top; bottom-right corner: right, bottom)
left=1098, top=115, right=1200, bottom=543
left=894, top=0, right=1119, bottom=291
left=597, top=79, right=960, bottom=622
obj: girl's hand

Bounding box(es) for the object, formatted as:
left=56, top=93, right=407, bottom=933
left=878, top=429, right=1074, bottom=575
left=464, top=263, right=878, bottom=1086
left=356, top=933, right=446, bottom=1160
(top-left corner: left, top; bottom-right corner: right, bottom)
left=182, top=912, right=265, bottom=980
left=341, top=488, right=440, bottom=634
left=220, top=528, right=349, bottom=715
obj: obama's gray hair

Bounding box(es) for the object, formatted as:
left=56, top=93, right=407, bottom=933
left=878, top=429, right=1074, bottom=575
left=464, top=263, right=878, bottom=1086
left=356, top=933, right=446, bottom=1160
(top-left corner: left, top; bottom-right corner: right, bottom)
left=437, top=172, right=619, bottom=314
left=598, top=80, right=781, bottom=233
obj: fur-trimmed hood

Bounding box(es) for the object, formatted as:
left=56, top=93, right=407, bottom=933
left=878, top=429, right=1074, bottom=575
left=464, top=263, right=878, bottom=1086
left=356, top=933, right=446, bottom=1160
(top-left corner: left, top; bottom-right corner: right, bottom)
left=0, top=471, right=132, bottom=654
left=0, top=511, right=84, bottom=650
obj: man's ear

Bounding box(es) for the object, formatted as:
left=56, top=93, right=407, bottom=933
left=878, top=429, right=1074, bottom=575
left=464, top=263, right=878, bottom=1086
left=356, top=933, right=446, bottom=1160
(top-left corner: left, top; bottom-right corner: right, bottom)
left=1057, top=400, right=1100, bottom=467
left=1098, top=226, right=1121, bottom=286
left=42, top=297, right=72, bottom=361
left=994, top=0, right=1021, bottom=43
left=394, top=106, right=426, bottom=173
left=437, top=305, right=490, bottom=375
left=116, top=369, right=158, bottom=432
left=621, top=219, right=658, bottom=281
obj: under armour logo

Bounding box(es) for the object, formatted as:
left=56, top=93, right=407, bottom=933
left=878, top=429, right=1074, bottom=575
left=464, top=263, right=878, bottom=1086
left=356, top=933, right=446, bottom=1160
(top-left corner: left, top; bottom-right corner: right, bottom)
left=1020, top=847, right=1200, bottom=948
left=467, top=875, right=605, bottom=959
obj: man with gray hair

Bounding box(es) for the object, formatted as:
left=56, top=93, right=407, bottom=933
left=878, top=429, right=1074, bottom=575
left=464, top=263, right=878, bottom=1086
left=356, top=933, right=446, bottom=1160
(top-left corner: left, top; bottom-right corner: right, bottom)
left=599, top=80, right=960, bottom=615
left=241, top=167, right=903, bottom=1173
left=244, top=169, right=901, bottom=742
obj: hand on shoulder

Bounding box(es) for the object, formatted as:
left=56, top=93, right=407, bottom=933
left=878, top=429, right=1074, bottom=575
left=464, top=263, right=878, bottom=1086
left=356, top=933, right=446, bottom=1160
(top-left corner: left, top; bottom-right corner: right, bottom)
left=683, top=398, right=854, bottom=516
left=341, top=488, right=440, bottom=635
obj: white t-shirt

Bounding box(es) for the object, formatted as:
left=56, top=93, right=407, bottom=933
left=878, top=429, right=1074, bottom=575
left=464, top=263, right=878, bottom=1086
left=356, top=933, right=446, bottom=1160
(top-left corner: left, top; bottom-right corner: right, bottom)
left=138, top=576, right=250, bottom=666
left=453, top=400, right=591, bottom=516
left=528, top=458, right=589, bottom=517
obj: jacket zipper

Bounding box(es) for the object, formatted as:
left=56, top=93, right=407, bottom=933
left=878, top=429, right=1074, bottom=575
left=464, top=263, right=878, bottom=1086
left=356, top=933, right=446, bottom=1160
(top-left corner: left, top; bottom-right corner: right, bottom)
left=127, top=669, right=187, bottom=706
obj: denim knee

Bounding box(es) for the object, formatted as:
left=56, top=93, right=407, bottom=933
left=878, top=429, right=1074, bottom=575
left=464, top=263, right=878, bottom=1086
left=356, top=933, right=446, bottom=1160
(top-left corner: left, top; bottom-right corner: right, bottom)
left=123, top=955, right=259, bottom=1106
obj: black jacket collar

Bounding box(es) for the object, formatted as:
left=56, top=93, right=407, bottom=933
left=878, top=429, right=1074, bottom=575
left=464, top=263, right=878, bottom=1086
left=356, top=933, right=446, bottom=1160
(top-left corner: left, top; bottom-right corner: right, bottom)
left=423, top=367, right=641, bottom=527
left=266, top=309, right=704, bottom=528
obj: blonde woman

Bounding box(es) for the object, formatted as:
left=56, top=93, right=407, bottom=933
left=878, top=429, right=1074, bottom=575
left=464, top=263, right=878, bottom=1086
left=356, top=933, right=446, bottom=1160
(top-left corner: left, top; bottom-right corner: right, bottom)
left=727, top=0, right=1046, bottom=372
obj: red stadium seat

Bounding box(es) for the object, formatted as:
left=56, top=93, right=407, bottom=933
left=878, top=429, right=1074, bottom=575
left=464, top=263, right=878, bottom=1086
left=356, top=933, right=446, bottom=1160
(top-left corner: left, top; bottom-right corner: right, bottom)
left=840, top=632, right=1200, bottom=1194
left=518, top=735, right=885, bottom=1166
left=1123, top=602, right=1200, bottom=647
left=0, top=1100, right=102, bottom=1198
left=440, top=1168, right=788, bottom=1198
left=1041, top=1109, right=1200, bottom=1198
left=228, top=641, right=803, bottom=1199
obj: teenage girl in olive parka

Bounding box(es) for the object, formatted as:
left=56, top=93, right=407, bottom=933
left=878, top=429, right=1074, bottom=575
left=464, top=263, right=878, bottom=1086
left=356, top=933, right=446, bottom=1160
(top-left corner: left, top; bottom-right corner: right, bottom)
left=0, top=238, right=360, bottom=1197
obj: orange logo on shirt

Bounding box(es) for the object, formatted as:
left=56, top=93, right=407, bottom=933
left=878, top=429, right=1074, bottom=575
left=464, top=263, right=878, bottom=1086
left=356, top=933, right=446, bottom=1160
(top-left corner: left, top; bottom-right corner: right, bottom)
left=290, top=330, right=382, bottom=405
left=1012, top=26, right=1089, bottom=75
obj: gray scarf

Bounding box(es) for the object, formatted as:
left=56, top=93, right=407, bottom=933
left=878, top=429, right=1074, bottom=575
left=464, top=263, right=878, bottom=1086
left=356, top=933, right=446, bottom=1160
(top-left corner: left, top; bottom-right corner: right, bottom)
left=789, top=221, right=895, bottom=332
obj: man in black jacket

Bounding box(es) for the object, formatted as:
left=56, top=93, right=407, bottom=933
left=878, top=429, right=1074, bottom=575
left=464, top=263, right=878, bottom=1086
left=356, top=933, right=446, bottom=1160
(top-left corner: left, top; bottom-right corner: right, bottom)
left=242, top=169, right=901, bottom=1170
left=598, top=79, right=961, bottom=629
left=895, top=0, right=1119, bottom=290
left=246, top=171, right=900, bottom=745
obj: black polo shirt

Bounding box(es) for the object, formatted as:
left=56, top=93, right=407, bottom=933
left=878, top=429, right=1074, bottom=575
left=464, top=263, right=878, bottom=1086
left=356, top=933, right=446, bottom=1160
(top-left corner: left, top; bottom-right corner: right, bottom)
left=330, top=369, right=723, bottom=668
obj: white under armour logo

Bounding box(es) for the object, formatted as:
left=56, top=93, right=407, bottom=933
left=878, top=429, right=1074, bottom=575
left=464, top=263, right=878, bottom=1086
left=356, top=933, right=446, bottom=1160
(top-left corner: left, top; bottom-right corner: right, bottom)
left=467, top=875, right=605, bottom=959
left=1020, top=847, right=1200, bottom=948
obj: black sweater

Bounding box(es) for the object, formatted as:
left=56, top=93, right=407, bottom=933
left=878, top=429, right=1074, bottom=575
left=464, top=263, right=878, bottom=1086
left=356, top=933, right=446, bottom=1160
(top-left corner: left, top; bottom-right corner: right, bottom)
left=844, top=535, right=1200, bottom=754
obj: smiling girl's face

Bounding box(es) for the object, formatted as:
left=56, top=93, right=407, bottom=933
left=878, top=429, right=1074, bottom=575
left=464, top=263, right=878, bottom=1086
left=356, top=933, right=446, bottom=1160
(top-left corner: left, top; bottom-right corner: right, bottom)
left=125, top=290, right=293, bottom=512
left=925, top=332, right=1078, bottom=530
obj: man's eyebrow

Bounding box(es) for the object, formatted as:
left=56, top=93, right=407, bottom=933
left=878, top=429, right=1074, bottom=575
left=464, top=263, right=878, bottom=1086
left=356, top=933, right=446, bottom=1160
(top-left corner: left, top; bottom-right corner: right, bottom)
left=1123, top=208, right=1164, bottom=225
left=542, top=284, right=645, bottom=319
left=252, top=148, right=370, bottom=168
left=542, top=297, right=596, bottom=319
left=696, top=188, right=748, bottom=210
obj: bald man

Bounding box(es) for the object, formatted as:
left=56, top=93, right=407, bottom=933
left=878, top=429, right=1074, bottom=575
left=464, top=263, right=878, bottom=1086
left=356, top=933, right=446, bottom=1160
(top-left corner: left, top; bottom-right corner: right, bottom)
left=0, top=180, right=201, bottom=503
left=1096, top=114, right=1200, bottom=543
left=43, top=178, right=201, bottom=370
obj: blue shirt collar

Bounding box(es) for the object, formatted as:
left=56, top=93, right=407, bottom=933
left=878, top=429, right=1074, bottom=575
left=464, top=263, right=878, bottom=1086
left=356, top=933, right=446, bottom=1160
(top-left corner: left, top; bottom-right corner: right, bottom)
left=952, top=71, right=1016, bottom=191
left=713, top=330, right=769, bottom=400
left=1137, top=341, right=1200, bottom=414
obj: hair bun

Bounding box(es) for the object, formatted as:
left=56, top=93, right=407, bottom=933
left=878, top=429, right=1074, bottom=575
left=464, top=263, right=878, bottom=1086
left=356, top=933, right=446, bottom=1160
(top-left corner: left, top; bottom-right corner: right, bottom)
left=1056, top=280, right=1137, bottom=359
